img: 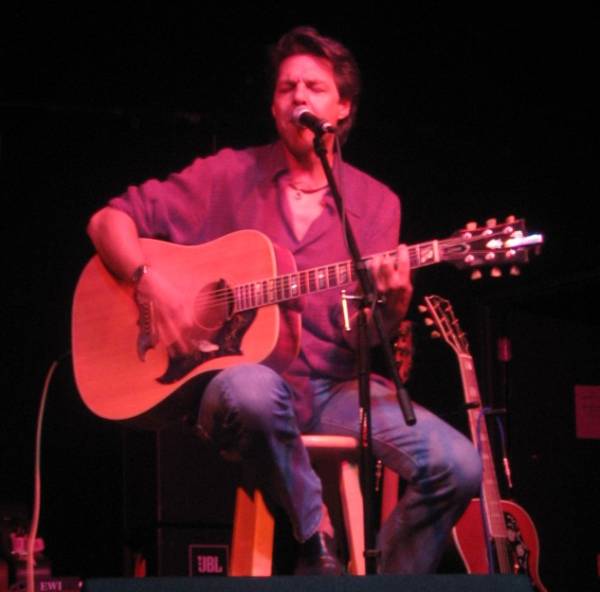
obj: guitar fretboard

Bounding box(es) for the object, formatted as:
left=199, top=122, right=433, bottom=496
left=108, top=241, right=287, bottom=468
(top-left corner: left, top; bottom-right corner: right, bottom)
left=232, top=239, right=443, bottom=312
left=459, top=352, right=512, bottom=573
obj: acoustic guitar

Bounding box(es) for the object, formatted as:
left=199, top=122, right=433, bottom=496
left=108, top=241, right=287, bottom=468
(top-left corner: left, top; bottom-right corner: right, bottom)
left=421, top=294, right=547, bottom=591
left=72, top=218, right=542, bottom=426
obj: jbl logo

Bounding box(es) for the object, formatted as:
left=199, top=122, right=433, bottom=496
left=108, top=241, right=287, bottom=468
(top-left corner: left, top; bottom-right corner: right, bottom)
left=189, top=545, right=229, bottom=577
left=197, top=555, right=223, bottom=573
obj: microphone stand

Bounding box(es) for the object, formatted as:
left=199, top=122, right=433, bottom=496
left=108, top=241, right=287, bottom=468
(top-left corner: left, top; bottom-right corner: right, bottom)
left=312, top=132, right=416, bottom=575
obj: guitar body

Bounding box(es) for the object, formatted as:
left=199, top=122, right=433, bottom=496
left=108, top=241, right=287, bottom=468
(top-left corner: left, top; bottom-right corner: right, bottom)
left=453, top=498, right=547, bottom=591
left=71, top=230, right=300, bottom=425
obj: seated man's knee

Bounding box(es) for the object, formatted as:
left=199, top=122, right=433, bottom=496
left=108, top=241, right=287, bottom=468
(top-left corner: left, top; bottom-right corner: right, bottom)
left=447, top=441, right=482, bottom=502
left=209, top=364, right=291, bottom=421
left=410, top=433, right=482, bottom=504
left=198, top=364, right=294, bottom=456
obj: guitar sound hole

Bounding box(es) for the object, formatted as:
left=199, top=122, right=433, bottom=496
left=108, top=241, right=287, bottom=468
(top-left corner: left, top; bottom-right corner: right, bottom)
left=193, top=279, right=233, bottom=331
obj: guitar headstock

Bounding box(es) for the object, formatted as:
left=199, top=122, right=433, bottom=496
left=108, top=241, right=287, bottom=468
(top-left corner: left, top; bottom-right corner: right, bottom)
left=441, top=216, right=543, bottom=279
left=419, top=294, right=469, bottom=356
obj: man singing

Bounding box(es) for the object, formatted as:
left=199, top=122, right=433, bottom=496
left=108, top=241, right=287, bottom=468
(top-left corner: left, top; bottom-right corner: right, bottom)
left=87, top=26, right=481, bottom=575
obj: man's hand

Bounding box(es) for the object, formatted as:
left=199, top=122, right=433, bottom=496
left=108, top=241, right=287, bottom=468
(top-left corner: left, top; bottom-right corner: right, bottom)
left=135, top=268, right=194, bottom=355
left=369, top=244, right=413, bottom=327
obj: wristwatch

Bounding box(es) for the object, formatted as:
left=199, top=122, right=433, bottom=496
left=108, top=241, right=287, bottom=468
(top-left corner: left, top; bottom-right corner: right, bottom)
left=130, top=264, right=149, bottom=284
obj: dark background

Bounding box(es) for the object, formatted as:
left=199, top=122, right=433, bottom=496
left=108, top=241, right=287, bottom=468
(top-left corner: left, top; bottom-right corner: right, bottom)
left=1, top=6, right=599, bottom=591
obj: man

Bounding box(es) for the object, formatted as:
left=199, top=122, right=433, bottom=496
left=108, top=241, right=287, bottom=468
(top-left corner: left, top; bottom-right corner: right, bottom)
left=87, top=26, right=481, bottom=575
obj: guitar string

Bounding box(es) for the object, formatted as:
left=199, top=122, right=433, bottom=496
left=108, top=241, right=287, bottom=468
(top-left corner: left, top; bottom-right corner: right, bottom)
left=183, top=225, right=520, bottom=312
left=191, top=235, right=509, bottom=310
left=149, top=232, right=517, bottom=314
left=188, top=245, right=514, bottom=312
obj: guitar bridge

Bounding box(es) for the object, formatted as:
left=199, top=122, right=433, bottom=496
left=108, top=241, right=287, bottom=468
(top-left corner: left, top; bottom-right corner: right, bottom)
left=136, top=296, right=159, bottom=361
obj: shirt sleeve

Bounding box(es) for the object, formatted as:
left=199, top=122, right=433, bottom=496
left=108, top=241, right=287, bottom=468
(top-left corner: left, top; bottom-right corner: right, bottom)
left=107, top=152, right=221, bottom=244
left=366, top=187, right=401, bottom=253
left=352, top=178, right=401, bottom=256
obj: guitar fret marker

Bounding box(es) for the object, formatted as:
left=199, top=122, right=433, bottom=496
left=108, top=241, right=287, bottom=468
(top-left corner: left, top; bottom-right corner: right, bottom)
left=418, top=243, right=436, bottom=265
left=290, top=274, right=299, bottom=297
left=317, top=268, right=326, bottom=289
left=283, top=275, right=290, bottom=300
left=339, top=263, right=349, bottom=284
left=308, top=270, right=317, bottom=292
left=254, top=282, right=262, bottom=306
left=261, top=280, right=268, bottom=305
left=300, top=272, right=307, bottom=294
left=328, top=265, right=337, bottom=287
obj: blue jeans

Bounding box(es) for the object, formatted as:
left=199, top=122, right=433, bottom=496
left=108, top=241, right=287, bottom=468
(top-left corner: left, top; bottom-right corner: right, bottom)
left=197, top=363, right=481, bottom=574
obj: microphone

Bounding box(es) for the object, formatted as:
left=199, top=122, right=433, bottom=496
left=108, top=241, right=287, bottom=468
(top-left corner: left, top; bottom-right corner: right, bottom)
left=292, top=106, right=336, bottom=134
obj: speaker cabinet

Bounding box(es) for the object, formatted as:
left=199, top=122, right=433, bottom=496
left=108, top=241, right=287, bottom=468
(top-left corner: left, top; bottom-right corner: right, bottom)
left=122, top=422, right=241, bottom=575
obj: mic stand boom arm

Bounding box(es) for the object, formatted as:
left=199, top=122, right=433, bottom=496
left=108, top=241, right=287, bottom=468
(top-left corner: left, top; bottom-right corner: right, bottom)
left=312, top=133, right=416, bottom=576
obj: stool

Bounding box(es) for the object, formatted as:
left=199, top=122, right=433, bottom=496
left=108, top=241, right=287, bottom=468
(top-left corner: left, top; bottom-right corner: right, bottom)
left=229, top=434, right=398, bottom=576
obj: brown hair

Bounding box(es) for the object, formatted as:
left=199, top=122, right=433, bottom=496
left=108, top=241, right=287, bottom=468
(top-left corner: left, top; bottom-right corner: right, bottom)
left=269, top=26, right=361, bottom=143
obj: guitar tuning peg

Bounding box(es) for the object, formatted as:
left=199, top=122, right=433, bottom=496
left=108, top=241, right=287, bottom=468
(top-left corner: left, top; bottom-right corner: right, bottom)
left=491, top=267, right=502, bottom=278
left=465, top=221, right=477, bottom=231
left=424, top=317, right=434, bottom=326
left=470, top=269, right=482, bottom=280
left=505, top=215, right=516, bottom=223
left=486, top=218, right=497, bottom=227
left=418, top=305, right=428, bottom=314
left=510, top=265, right=521, bottom=276
left=431, top=330, right=441, bottom=339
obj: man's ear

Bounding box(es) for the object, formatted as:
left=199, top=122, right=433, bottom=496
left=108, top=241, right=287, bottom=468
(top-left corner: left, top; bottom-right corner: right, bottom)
left=337, top=99, right=351, bottom=122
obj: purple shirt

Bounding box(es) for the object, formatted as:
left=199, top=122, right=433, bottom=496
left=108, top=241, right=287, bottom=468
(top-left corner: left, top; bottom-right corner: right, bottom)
left=109, top=142, right=401, bottom=425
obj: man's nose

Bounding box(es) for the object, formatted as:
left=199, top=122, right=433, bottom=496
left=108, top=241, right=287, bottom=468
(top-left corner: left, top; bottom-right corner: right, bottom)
left=292, top=83, right=307, bottom=103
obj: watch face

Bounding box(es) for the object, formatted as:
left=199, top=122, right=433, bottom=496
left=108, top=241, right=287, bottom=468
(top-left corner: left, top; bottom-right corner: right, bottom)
left=131, top=264, right=149, bottom=283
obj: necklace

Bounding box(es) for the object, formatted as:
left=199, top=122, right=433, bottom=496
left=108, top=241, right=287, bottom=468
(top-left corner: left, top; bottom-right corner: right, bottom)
left=288, top=182, right=329, bottom=200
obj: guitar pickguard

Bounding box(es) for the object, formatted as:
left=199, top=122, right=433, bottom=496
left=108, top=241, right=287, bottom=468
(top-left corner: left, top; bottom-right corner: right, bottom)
left=157, top=309, right=257, bottom=384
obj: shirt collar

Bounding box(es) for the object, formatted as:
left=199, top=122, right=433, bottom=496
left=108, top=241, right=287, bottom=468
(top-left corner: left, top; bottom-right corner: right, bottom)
left=263, top=141, right=361, bottom=217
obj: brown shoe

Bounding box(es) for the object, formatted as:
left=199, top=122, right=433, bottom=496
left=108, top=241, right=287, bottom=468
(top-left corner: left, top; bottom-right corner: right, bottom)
left=294, top=531, right=343, bottom=576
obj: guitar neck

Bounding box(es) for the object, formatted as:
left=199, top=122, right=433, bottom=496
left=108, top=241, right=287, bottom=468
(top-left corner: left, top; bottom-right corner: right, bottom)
left=458, top=352, right=512, bottom=573
left=232, top=216, right=544, bottom=313
left=233, top=239, right=442, bottom=312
